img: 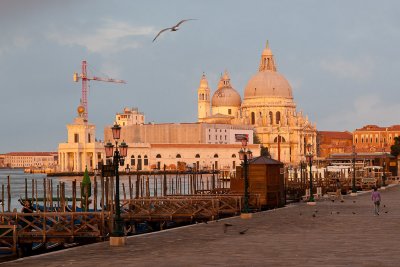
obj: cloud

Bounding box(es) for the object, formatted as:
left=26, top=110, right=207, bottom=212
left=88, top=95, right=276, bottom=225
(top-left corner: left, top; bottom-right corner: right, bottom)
left=320, top=57, right=374, bottom=82
left=47, top=19, right=156, bottom=54
left=320, top=94, right=400, bottom=130
left=0, top=35, right=32, bottom=56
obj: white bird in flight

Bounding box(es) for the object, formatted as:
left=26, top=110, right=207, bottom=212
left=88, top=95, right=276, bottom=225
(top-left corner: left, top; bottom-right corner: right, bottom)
left=153, top=19, right=197, bottom=42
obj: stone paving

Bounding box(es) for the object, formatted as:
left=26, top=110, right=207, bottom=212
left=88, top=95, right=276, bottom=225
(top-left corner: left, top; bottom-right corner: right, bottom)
left=3, top=185, right=400, bottom=267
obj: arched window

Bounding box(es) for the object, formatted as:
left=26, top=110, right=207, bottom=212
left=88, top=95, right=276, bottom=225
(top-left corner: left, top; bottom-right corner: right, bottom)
left=274, top=136, right=286, bottom=143
left=232, top=154, right=236, bottom=158
left=195, top=154, right=200, bottom=158
left=176, top=154, right=181, bottom=158
left=144, top=155, right=148, bottom=166
left=269, top=111, right=273, bottom=124
left=355, top=138, right=358, bottom=144
left=156, top=154, right=161, bottom=158
left=251, top=112, right=255, bottom=125
left=130, top=155, right=135, bottom=166
left=276, top=111, right=281, bottom=124
left=214, top=154, right=219, bottom=158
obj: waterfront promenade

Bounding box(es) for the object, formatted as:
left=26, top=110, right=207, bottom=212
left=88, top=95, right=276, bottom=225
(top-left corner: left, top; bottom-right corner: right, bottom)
left=4, top=185, right=400, bottom=266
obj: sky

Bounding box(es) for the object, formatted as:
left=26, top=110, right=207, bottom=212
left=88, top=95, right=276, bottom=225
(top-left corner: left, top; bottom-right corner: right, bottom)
left=0, top=0, right=399, bottom=153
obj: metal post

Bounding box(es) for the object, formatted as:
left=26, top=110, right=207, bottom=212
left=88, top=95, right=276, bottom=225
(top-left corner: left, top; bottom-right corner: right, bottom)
left=112, top=148, right=124, bottom=237
left=309, top=156, right=314, bottom=202
left=244, top=154, right=249, bottom=213
left=352, top=147, right=357, bottom=193
left=382, top=160, right=386, bottom=187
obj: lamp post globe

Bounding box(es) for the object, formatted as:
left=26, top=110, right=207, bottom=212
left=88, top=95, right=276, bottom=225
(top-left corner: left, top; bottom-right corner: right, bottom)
left=105, top=142, right=114, bottom=158
left=125, top=164, right=130, bottom=175
left=111, top=123, right=121, bottom=140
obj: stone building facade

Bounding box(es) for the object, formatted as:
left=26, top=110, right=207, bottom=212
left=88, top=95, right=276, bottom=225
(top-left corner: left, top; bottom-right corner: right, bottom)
left=197, top=42, right=317, bottom=164
left=58, top=107, right=105, bottom=172
left=104, top=122, right=257, bottom=172
left=353, top=125, right=400, bottom=153
left=317, top=131, right=353, bottom=158
left=3, top=152, right=58, bottom=169
left=115, top=107, right=145, bottom=126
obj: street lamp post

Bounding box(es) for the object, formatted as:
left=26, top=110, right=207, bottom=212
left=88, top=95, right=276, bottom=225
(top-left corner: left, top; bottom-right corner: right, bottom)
left=239, top=138, right=253, bottom=214
left=299, top=160, right=305, bottom=189
left=306, top=144, right=314, bottom=203
left=104, top=123, right=128, bottom=246
left=382, top=159, right=387, bottom=187
left=352, top=145, right=357, bottom=194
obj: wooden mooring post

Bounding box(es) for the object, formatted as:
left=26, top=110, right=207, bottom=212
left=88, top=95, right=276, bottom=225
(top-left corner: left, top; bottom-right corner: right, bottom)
left=7, top=175, right=11, bottom=212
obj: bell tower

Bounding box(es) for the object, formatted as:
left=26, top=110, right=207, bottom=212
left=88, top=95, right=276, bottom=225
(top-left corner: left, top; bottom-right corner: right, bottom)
left=197, top=73, right=211, bottom=122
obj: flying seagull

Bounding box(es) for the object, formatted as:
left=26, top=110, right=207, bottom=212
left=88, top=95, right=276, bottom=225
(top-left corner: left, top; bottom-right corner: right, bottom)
left=153, top=19, right=196, bottom=42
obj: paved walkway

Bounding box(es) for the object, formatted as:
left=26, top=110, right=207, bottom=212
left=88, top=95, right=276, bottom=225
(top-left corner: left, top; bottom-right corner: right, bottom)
left=4, top=185, right=400, bottom=267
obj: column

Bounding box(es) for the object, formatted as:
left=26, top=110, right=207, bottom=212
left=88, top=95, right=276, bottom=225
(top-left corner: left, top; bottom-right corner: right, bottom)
left=92, top=152, right=97, bottom=170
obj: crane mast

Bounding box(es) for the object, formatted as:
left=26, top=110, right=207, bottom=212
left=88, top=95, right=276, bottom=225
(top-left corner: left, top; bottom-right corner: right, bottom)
left=73, top=60, right=126, bottom=122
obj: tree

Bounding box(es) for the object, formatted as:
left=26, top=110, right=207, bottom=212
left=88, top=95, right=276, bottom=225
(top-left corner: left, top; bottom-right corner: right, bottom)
left=253, top=133, right=261, bottom=144
left=260, top=146, right=271, bottom=157
left=391, top=136, right=400, bottom=157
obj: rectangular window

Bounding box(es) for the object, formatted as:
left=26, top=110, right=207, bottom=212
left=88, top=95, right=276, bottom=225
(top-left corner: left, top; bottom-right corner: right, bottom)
left=88, top=134, right=91, bottom=143
left=74, top=133, right=79, bottom=143
left=228, top=109, right=231, bottom=115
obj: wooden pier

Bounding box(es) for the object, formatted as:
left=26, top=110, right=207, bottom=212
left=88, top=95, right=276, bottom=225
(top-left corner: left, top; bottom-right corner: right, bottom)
left=0, top=170, right=251, bottom=257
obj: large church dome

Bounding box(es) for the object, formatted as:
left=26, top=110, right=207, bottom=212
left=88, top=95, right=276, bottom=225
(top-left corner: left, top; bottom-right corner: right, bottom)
left=244, top=43, right=293, bottom=99
left=212, top=71, right=241, bottom=107
left=244, top=71, right=292, bottom=99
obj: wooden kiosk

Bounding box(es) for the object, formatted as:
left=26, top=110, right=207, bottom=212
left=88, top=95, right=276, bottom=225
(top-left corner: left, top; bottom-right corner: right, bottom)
left=231, top=156, right=285, bottom=209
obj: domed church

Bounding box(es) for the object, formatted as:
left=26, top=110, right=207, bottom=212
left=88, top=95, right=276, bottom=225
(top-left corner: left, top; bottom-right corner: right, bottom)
left=197, top=42, right=317, bottom=164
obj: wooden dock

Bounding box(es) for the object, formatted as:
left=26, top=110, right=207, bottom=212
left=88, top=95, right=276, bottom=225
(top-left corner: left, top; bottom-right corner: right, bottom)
left=3, top=185, right=400, bottom=266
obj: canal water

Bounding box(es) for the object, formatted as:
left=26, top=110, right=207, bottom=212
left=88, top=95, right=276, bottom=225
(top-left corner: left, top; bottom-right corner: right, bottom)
left=0, top=169, right=228, bottom=211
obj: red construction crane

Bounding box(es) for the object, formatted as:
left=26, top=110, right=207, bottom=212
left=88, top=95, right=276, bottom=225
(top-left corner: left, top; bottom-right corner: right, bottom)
left=73, top=60, right=126, bottom=122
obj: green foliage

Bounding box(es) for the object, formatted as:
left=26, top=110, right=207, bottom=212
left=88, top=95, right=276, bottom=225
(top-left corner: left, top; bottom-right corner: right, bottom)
left=81, top=166, right=92, bottom=198
left=260, top=146, right=270, bottom=157
left=253, top=133, right=261, bottom=144
left=391, top=136, right=400, bottom=157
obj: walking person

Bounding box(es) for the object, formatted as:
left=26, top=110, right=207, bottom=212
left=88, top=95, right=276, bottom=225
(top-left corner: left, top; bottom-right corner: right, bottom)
left=335, top=178, right=343, bottom=200
left=371, top=187, right=381, bottom=215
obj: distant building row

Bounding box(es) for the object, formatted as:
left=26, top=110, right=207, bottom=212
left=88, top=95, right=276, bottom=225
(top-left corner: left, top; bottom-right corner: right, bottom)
left=318, top=125, right=400, bottom=159
left=0, top=152, right=58, bottom=169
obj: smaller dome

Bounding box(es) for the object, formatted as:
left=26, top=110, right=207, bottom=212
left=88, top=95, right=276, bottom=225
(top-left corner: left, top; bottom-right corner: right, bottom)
left=211, top=71, right=241, bottom=107
left=212, top=87, right=242, bottom=107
